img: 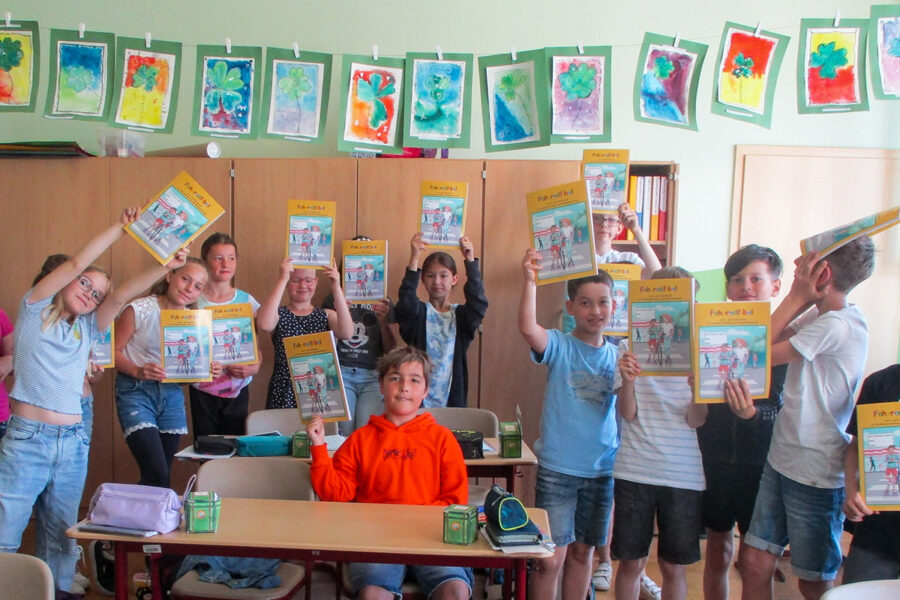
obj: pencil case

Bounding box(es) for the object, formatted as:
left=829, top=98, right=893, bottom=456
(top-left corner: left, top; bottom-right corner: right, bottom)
left=484, top=485, right=529, bottom=531
left=88, top=481, right=187, bottom=534
left=194, top=435, right=237, bottom=455
left=452, top=429, right=484, bottom=459
left=235, top=435, right=292, bottom=456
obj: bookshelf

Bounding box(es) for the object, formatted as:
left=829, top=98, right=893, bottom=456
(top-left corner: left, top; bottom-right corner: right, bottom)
left=613, top=161, right=678, bottom=267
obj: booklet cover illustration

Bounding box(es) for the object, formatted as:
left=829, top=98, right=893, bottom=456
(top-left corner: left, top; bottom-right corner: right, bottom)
left=628, top=278, right=694, bottom=376
left=210, top=303, right=258, bottom=366
left=800, top=205, right=899, bottom=257
left=160, top=309, right=213, bottom=383
left=286, top=199, right=336, bottom=269
left=283, top=331, right=350, bottom=424
left=598, top=263, right=642, bottom=337
left=419, top=180, right=468, bottom=248
left=91, top=324, right=114, bottom=369
left=582, top=149, right=629, bottom=214
left=857, top=401, right=900, bottom=511
left=342, top=239, right=388, bottom=303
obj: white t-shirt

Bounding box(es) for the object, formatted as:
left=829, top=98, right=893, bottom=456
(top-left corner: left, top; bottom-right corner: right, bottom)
left=767, top=305, right=868, bottom=489
left=121, top=296, right=162, bottom=366
left=596, top=249, right=645, bottom=267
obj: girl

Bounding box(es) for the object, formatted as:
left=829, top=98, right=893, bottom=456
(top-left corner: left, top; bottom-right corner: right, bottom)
left=259, top=258, right=352, bottom=409
left=114, top=256, right=222, bottom=488
left=188, top=233, right=261, bottom=437
left=0, top=208, right=180, bottom=591
left=395, top=232, right=488, bottom=408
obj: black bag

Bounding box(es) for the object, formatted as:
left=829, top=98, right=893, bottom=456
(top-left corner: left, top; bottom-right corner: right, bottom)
left=193, top=435, right=237, bottom=455
left=452, top=429, right=484, bottom=459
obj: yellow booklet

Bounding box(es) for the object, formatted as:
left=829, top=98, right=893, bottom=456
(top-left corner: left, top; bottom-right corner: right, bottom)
left=598, top=263, right=642, bottom=337
left=91, top=325, right=115, bottom=369
left=419, top=180, right=467, bottom=249
left=856, top=401, right=900, bottom=511
left=628, top=278, right=694, bottom=376
left=800, top=205, right=900, bottom=257
left=286, top=199, right=336, bottom=269
left=283, top=331, right=350, bottom=424
left=209, top=304, right=258, bottom=366
left=160, top=309, right=213, bottom=383
left=692, top=301, right=771, bottom=403
left=526, top=180, right=596, bottom=286
left=125, top=172, right=225, bottom=265
left=342, top=239, right=388, bottom=303
left=581, top=149, right=629, bottom=214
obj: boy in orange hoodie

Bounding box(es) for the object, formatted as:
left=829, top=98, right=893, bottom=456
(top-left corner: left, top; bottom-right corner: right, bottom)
left=307, top=346, right=471, bottom=600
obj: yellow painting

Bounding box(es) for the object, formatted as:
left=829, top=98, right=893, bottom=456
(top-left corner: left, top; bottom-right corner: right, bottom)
left=114, top=48, right=176, bottom=129
left=0, top=31, right=34, bottom=106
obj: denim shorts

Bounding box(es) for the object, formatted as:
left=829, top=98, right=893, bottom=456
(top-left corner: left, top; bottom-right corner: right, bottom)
left=535, top=465, right=614, bottom=547
left=347, top=562, right=473, bottom=599
left=744, top=462, right=844, bottom=581
left=115, top=373, right=188, bottom=437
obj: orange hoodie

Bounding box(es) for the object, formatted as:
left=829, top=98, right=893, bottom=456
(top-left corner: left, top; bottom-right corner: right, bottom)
left=310, top=412, right=468, bottom=506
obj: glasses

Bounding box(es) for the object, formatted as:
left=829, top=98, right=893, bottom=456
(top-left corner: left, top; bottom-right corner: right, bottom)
left=77, top=275, right=105, bottom=305
left=596, top=217, right=621, bottom=227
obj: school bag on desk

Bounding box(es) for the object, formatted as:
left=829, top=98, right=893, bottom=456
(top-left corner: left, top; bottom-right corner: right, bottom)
left=87, top=476, right=196, bottom=534
left=483, top=484, right=543, bottom=546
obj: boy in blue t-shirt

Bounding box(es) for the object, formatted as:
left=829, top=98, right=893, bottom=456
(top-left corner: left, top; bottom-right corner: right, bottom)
left=518, top=248, right=619, bottom=600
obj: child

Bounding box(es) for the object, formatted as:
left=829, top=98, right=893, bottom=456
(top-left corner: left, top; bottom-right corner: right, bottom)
left=696, top=244, right=786, bottom=600
left=0, top=208, right=182, bottom=592
left=612, top=266, right=706, bottom=600
left=842, top=363, right=900, bottom=583
left=395, top=232, right=488, bottom=408
left=258, top=257, right=353, bottom=409
left=306, top=346, right=471, bottom=600
left=188, top=233, right=261, bottom=437
left=114, top=256, right=223, bottom=488
left=518, top=248, right=619, bottom=600
left=739, top=237, right=875, bottom=600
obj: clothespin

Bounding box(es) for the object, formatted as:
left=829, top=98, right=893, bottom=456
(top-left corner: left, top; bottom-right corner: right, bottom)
left=78, top=23, right=85, bottom=39
left=5, top=12, right=11, bottom=27
left=145, top=32, right=152, bottom=49
left=372, top=44, right=379, bottom=62
left=754, top=22, right=762, bottom=37
left=834, top=11, right=841, bottom=27
left=225, top=38, right=232, bottom=54
left=436, top=45, right=443, bottom=61
left=292, top=42, right=300, bottom=59
left=511, top=46, right=517, bottom=62
left=577, top=40, right=584, bottom=55
left=672, top=32, right=680, bottom=48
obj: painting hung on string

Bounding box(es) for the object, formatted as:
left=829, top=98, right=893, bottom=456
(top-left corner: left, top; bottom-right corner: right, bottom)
left=260, top=47, right=332, bottom=142
left=798, top=18, right=869, bottom=114
left=337, top=55, right=405, bottom=154
left=403, top=52, right=473, bottom=149
left=45, top=29, right=115, bottom=120
left=192, top=45, right=262, bottom=139
left=633, top=33, right=707, bottom=131
left=547, top=46, right=612, bottom=143
left=478, top=49, right=550, bottom=152
left=0, top=20, right=40, bottom=112
left=108, top=37, right=182, bottom=133
left=869, top=4, right=900, bottom=100
left=711, top=22, right=789, bottom=128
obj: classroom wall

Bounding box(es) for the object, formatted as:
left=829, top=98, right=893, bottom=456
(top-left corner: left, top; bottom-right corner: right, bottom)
left=2, top=0, right=896, bottom=273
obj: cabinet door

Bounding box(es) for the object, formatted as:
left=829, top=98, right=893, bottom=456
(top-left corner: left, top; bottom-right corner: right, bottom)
left=357, top=159, right=485, bottom=406
left=233, top=159, right=358, bottom=415
left=109, top=159, right=233, bottom=488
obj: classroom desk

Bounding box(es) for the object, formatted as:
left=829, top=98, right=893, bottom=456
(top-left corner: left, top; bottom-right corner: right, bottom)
left=68, top=498, right=550, bottom=600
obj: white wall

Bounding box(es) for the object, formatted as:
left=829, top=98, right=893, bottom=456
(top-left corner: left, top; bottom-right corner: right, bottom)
left=2, top=0, right=896, bottom=270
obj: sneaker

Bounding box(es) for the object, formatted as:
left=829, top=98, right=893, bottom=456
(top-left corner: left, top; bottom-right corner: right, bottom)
left=68, top=579, right=86, bottom=596
left=90, top=540, right=115, bottom=596
left=73, top=570, right=90, bottom=590
left=639, top=574, right=661, bottom=600
left=591, top=561, right=613, bottom=591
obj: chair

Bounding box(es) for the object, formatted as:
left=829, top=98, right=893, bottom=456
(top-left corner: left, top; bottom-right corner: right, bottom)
left=820, top=579, right=900, bottom=599
left=0, top=553, right=54, bottom=600
left=245, top=408, right=338, bottom=437
left=170, top=458, right=315, bottom=600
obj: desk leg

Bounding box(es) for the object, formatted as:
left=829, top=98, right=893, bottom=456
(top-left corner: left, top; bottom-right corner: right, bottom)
left=515, top=559, right=527, bottom=600
left=147, top=553, right=163, bottom=600
left=114, top=543, right=128, bottom=600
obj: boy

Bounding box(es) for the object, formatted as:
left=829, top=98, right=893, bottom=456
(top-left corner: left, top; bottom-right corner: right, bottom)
left=739, top=237, right=875, bottom=600
left=696, top=245, right=787, bottom=600
left=306, top=346, right=471, bottom=600
left=518, top=248, right=619, bottom=600
left=612, top=267, right=707, bottom=600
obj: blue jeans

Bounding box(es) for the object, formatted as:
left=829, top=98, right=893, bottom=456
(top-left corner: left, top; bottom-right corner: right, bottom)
left=348, top=562, right=473, bottom=599
left=535, top=465, right=614, bottom=547
left=0, top=414, right=89, bottom=591
left=81, top=393, right=93, bottom=442
left=339, top=367, right=382, bottom=436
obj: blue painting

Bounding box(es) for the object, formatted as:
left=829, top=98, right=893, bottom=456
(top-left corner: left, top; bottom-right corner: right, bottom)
left=485, top=62, right=540, bottom=145
left=199, top=56, right=256, bottom=135
left=409, top=59, right=465, bottom=140
left=54, top=41, right=107, bottom=115
left=267, top=59, right=324, bottom=137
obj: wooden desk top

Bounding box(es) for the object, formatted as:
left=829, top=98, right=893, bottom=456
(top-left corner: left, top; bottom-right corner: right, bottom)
left=69, top=498, right=550, bottom=560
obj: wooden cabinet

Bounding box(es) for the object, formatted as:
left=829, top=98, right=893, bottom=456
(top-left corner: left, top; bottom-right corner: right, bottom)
left=612, top=161, right=678, bottom=267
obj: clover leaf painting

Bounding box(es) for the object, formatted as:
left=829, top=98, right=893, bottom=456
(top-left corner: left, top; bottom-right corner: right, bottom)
left=260, top=48, right=332, bottom=143
left=634, top=33, right=707, bottom=131
left=548, top=46, right=612, bottom=143
left=45, top=29, right=115, bottom=120
left=403, top=52, right=474, bottom=149
left=0, top=21, right=39, bottom=112
left=798, top=19, right=869, bottom=113
left=192, top=45, right=262, bottom=138
left=109, top=38, right=181, bottom=132
left=870, top=5, right=900, bottom=100
left=478, top=49, right=550, bottom=152
left=338, top=55, right=405, bottom=154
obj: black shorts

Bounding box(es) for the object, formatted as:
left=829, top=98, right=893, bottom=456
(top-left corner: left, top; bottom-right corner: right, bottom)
left=701, top=462, right=764, bottom=535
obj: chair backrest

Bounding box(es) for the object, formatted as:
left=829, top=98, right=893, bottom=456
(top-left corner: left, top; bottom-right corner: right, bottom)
left=195, top=457, right=315, bottom=500
left=245, top=408, right=337, bottom=436
left=0, top=553, right=54, bottom=600
left=821, top=580, right=900, bottom=599
left=418, top=407, right=500, bottom=437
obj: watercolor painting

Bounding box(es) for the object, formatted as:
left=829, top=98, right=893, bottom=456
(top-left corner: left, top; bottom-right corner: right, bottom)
left=549, top=48, right=610, bottom=141
left=260, top=48, right=331, bottom=142
left=0, top=21, right=39, bottom=111
left=47, top=31, right=114, bottom=119
left=111, top=39, right=181, bottom=131
left=799, top=19, right=869, bottom=113
left=404, top=52, right=473, bottom=148
left=338, top=56, right=405, bottom=153
left=634, top=34, right=707, bottom=130
left=479, top=50, right=550, bottom=152
left=193, top=46, right=262, bottom=138
left=871, top=6, right=900, bottom=100
left=697, top=325, right=769, bottom=400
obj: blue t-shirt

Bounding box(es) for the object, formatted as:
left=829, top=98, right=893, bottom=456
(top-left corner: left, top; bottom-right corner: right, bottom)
left=532, top=329, right=619, bottom=478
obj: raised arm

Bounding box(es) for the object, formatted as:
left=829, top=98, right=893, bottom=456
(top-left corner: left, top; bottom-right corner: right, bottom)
left=770, top=251, right=827, bottom=365
left=616, top=350, right=641, bottom=421
left=323, top=260, right=354, bottom=340
left=619, top=202, right=662, bottom=276
left=407, top=232, right=427, bottom=271
left=257, top=258, right=293, bottom=332
left=518, top=249, right=548, bottom=354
